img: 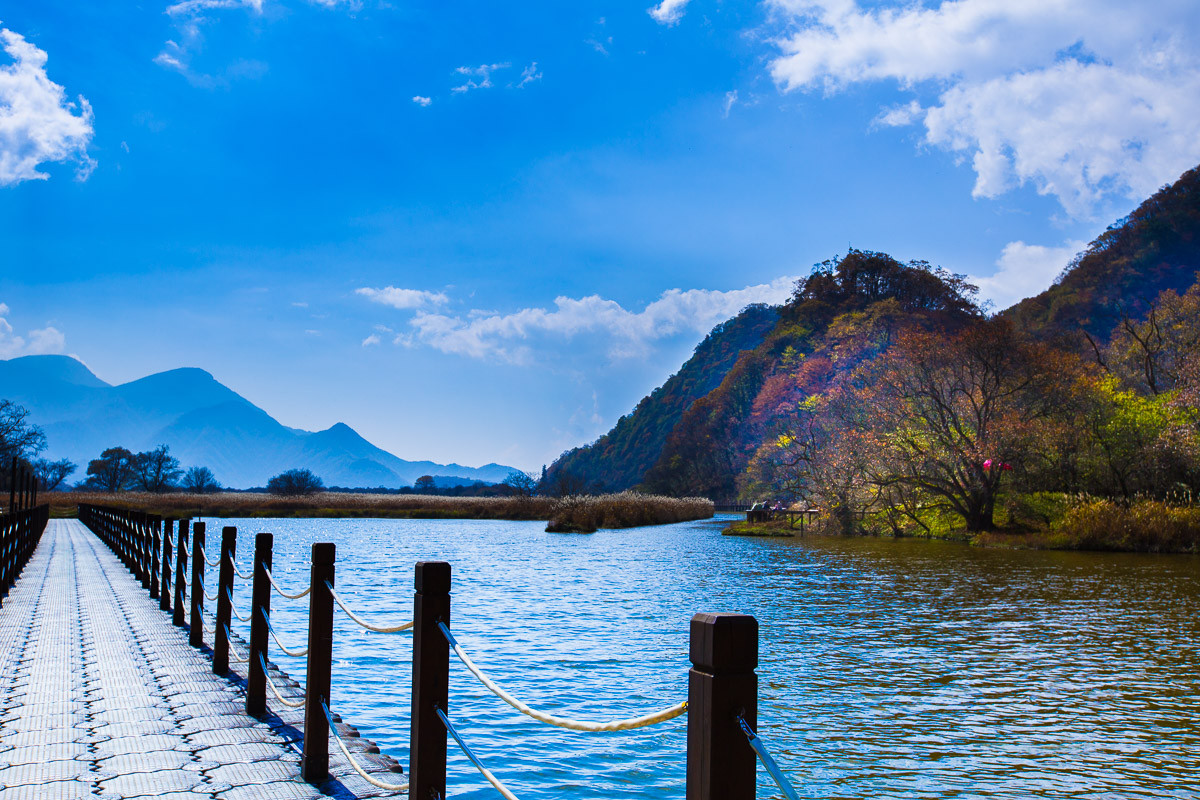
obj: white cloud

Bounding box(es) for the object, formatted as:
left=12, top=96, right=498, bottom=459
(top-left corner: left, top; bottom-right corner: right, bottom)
left=451, top=63, right=509, bottom=93
left=515, top=62, right=542, bottom=88
left=412, top=95, right=432, bottom=107
left=767, top=0, right=1200, bottom=218
left=972, top=239, right=1086, bottom=310
left=0, top=303, right=66, bottom=358
left=356, top=286, right=450, bottom=309
left=403, top=277, right=797, bottom=364
left=649, top=0, right=691, bottom=26
left=0, top=27, right=95, bottom=186
left=722, top=90, right=738, bottom=118
left=361, top=333, right=381, bottom=347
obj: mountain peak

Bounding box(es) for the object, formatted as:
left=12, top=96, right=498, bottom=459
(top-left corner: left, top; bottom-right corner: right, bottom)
left=0, top=354, right=110, bottom=389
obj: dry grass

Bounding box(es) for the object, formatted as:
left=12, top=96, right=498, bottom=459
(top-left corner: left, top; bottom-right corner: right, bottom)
left=545, top=492, right=714, bottom=533
left=975, top=498, right=1200, bottom=553
left=50, top=491, right=554, bottom=520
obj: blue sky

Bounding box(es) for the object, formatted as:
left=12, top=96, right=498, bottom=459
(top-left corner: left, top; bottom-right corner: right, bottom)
left=2, top=0, right=1199, bottom=472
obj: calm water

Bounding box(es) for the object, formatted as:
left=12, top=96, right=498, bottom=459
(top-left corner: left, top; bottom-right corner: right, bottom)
left=204, top=515, right=1200, bottom=799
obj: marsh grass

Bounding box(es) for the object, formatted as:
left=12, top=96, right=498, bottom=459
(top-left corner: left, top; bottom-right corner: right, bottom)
left=544, top=492, right=714, bottom=533
left=49, top=491, right=555, bottom=520
left=976, top=498, right=1200, bottom=553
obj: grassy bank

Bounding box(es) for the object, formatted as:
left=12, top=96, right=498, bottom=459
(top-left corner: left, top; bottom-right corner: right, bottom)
left=48, top=491, right=555, bottom=520
left=721, top=495, right=1200, bottom=553
left=545, top=492, right=714, bottom=533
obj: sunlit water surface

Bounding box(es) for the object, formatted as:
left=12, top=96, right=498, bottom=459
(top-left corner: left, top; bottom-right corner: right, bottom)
left=205, top=515, right=1200, bottom=799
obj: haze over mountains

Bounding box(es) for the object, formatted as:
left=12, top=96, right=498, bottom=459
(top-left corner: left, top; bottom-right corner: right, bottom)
left=0, top=356, right=519, bottom=490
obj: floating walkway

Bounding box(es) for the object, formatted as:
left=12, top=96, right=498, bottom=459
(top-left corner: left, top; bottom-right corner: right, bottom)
left=0, top=520, right=402, bottom=800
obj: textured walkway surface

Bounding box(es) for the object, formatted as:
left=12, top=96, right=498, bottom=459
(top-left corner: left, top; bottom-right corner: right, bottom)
left=0, top=520, right=403, bottom=799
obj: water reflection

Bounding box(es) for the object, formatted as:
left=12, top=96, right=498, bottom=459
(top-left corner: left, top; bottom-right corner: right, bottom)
left=208, top=516, right=1200, bottom=799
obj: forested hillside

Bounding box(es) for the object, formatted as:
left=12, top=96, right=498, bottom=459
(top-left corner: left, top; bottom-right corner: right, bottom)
left=543, top=304, right=778, bottom=492
left=545, top=163, right=1200, bottom=515
left=1007, top=165, right=1200, bottom=342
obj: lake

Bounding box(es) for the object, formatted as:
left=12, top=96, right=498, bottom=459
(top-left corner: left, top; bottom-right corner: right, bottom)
left=205, top=514, right=1200, bottom=799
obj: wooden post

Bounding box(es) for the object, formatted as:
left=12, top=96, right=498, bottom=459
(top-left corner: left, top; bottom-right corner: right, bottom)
left=302, top=542, right=336, bottom=783
left=410, top=561, right=451, bottom=800
left=189, top=522, right=206, bottom=647
left=149, top=515, right=161, bottom=600
left=213, top=526, right=237, bottom=674
left=7, top=457, right=14, bottom=514
left=686, top=612, right=758, bottom=800
left=246, top=532, right=273, bottom=716
left=160, top=519, right=174, bottom=612
left=173, top=518, right=190, bottom=626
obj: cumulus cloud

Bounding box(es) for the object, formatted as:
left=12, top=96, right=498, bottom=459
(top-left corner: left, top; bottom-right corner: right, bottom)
left=412, top=95, right=432, bottom=106
left=649, top=0, right=691, bottom=26
left=452, top=63, right=509, bottom=93
left=356, top=286, right=450, bottom=310
left=0, top=303, right=67, bottom=358
left=971, top=239, right=1086, bottom=310
left=400, top=277, right=797, bottom=364
left=0, top=27, right=95, bottom=186
left=767, top=0, right=1200, bottom=218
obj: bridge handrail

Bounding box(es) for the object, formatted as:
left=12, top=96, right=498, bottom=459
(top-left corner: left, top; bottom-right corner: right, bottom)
left=327, top=581, right=413, bottom=633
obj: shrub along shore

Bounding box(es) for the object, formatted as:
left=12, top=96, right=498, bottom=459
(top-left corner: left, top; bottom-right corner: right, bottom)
left=47, top=491, right=715, bottom=533
left=723, top=494, right=1200, bottom=554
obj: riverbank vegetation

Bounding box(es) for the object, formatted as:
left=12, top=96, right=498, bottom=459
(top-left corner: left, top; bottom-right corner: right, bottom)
left=45, top=490, right=715, bottom=531
left=545, top=492, right=714, bottom=533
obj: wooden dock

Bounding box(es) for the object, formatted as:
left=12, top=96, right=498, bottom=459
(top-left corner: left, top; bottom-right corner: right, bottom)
left=0, top=520, right=403, bottom=800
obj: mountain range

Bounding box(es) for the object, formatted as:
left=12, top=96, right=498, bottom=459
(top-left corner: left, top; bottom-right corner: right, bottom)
left=544, top=163, right=1200, bottom=497
left=0, top=356, right=520, bottom=490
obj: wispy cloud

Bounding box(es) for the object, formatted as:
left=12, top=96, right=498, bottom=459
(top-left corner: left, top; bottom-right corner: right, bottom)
left=722, top=90, right=738, bottom=118
left=648, top=0, right=691, bottom=26
left=392, top=278, right=796, bottom=365
left=514, top=62, right=542, bottom=88
left=0, top=302, right=67, bottom=358
left=412, top=95, right=432, bottom=107
left=356, top=286, right=450, bottom=310
left=766, top=0, right=1200, bottom=218
left=0, top=27, right=94, bottom=186
left=451, top=63, right=509, bottom=93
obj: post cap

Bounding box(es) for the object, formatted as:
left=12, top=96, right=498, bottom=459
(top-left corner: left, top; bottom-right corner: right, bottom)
left=689, top=612, right=758, bottom=673
left=312, top=542, right=336, bottom=563
left=193, top=521, right=206, bottom=534
left=415, top=561, right=451, bottom=593
left=255, top=531, right=274, bottom=546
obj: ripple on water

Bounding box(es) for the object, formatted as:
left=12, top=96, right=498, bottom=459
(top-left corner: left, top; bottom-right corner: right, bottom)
left=204, top=516, right=1200, bottom=800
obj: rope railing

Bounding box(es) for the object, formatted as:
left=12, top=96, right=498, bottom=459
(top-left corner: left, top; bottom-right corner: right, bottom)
left=738, top=715, right=801, bottom=800
left=438, top=707, right=517, bottom=800
left=321, top=700, right=410, bottom=792
left=225, top=587, right=252, bottom=623
left=202, top=551, right=220, bottom=568
left=439, top=622, right=687, bottom=732
left=327, top=582, right=413, bottom=633
left=265, top=565, right=310, bottom=599
left=227, top=554, right=254, bottom=580
left=261, top=608, right=309, bottom=657
left=224, top=626, right=249, bottom=663
left=260, top=653, right=306, bottom=708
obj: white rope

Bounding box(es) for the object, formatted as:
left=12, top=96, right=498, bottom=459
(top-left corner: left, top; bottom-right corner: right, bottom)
left=203, top=551, right=220, bottom=568
left=739, top=716, right=801, bottom=800
left=320, top=701, right=408, bottom=792
left=262, top=609, right=309, bottom=657
left=438, top=708, right=517, bottom=800
left=227, top=554, right=254, bottom=580
left=327, top=582, right=413, bottom=633
left=225, top=588, right=252, bottom=622
left=438, top=623, right=688, bottom=732
left=204, top=589, right=218, bottom=602
left=259, top=654, right=306, bottom=708
left=224, top=627, right=249, bottom=663
left=265, top=566, right=310, bottom=600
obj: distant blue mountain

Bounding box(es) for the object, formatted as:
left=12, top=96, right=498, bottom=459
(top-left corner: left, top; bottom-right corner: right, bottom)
left=0, top=355, right=521, bottom=490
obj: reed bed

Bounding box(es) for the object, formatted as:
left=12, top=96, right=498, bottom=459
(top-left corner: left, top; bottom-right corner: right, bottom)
left=47, top=491, right=554, bottom=520
left=545, top=492, right=714, bottom=533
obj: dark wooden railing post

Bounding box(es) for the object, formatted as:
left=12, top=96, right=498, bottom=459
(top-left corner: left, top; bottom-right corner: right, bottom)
left=173, top=517, right=190, bottom=626
left=160, top=519, right=174, bottom=612
left=7, top=457, right=15, bottom=513
left=686, top=613, right=758, bottom=800
left=213, top=526, right=237, bottom=674
left=149, top=515, right=161, bottom=600
left=246, top=532, right=273, bottom=716
left=302, top=542, right=336, bottom=783
left=189, top=522, right=206, bottom=647
left=410, top=560, right=451, bottom=800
